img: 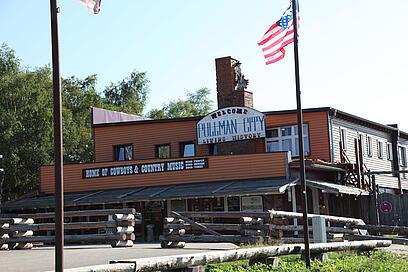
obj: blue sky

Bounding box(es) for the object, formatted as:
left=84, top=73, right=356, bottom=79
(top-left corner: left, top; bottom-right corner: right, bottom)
left=1, top=0, right=407, bottom=130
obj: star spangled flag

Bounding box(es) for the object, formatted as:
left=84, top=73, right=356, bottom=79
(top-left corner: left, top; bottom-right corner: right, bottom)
left=258, top=3, right=298, bottom=64
left=80, top=0, right=102, bottom=14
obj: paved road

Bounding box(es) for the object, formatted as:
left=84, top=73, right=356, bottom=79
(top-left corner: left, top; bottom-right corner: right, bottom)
left=0, top=243, right=238, bottom=272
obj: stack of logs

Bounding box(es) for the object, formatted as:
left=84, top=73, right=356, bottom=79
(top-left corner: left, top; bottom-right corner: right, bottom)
left=0, top=209, right=140, bottom=250
left=161, top=217, right=186, bottom=249
left=0, top=217, right=35, bottom=250
left=112, top=213, right=136, bottom=248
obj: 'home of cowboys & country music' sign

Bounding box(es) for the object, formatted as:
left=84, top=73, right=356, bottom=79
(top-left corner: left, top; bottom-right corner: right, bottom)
left=82, top=158, right=208, bottom=179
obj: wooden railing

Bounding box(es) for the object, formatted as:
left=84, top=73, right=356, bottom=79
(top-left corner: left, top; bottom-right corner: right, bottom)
left=159, top=210, right=368, bottom=247
left=0, top=208, right=140, bottom=250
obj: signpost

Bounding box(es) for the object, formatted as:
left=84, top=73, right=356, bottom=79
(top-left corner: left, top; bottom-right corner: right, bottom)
left=197, top=107, right=265, bottom=145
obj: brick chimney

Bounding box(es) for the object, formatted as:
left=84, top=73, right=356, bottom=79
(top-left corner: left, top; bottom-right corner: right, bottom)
left=215, top=56, right=253, bottom=109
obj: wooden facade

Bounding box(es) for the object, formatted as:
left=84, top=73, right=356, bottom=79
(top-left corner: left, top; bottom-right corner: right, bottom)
left=40, top=152, right=288, bottom=194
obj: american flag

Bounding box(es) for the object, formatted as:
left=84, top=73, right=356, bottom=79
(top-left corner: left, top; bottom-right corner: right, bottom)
left=80, top=0, right=102, bottom=14
left=258, top=3, right=298, bottom=64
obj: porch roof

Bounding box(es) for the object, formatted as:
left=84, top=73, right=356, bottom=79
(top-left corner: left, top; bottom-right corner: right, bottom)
left=1, top=177, right=294, bottom=211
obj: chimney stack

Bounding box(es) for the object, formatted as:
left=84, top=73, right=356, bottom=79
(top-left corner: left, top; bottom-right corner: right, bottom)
left=215, top=56, right=253, bottom=109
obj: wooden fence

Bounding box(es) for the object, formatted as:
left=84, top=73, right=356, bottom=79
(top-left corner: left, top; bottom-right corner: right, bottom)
left=159, top=210, right=370, bottom=248
left=334, top=193, right=408, bottom=226
left=0, top=208, right=141, bottom=250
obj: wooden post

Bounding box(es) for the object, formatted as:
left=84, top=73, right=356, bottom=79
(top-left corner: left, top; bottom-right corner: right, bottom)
left=372, top=175, right=380, bottom=227
left=358, top=138, right=365, bottom=189
left=354, top=138, right=362, bottom=188
left=340, top=141, right=345, bottom=163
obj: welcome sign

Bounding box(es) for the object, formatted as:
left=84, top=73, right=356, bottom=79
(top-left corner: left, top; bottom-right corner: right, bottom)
left=197, top=107, right=266, bottom=144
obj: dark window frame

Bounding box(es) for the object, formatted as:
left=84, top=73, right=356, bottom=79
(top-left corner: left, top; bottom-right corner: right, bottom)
left=113, top=144, right=133, bottom=161
left=155, top=143, right=171, bottom=159
left=179, top=141, right=196, bottom=157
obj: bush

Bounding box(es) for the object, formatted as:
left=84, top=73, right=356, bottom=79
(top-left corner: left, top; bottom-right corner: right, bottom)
left=206, top=251, right=408, bottom=272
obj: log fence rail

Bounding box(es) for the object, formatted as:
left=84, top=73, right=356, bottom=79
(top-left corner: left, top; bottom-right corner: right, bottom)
left=0, top=208, right=140, bottom=250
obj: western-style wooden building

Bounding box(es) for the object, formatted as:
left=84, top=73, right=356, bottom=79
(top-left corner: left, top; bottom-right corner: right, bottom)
left=2, top=56, right=408, bottom=239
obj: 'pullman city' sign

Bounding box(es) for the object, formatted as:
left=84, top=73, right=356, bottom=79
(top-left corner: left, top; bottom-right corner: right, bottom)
left=83, top=158, right=208, bottom=179
left=197, top=107, right=266, bottom=144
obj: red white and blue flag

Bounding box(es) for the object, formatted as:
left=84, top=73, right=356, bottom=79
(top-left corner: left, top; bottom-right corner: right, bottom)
left=258, top=3, right=298, bottom=64
left=80, top=0, right=102, bottom=14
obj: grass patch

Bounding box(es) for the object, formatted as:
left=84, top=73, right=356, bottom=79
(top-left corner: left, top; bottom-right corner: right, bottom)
left=206, top=250, right=408, bottom=272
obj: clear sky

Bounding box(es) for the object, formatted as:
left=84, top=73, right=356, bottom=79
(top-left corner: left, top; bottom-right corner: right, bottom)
left=1, top=0, right=407, bottom=130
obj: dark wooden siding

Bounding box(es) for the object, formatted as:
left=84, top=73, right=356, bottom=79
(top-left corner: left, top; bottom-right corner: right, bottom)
left=40, top=152, right=288, bottom=194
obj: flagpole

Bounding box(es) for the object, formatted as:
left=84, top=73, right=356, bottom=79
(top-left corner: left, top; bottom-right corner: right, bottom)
left=291, top=0, right=311, bottom=268
left=50, top=0, right=64, bottom=271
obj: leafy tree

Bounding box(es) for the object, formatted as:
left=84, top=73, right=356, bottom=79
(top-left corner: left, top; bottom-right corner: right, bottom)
left=148, top=88, right=213, bottom=119
left=103, top=71, right=149, bottom=115
left=62, top=75, right=103, bottom=163
left=0, top=44, right=151, bottom=201
left=0, top=44, right=53, bottom=201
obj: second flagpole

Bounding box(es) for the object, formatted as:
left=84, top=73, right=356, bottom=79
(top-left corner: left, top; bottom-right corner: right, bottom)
left=291, top=0, right=311, bottom=268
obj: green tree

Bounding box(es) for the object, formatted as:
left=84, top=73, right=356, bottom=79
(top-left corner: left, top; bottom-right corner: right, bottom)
left=0, top=44, right=151, bottom=201
left=62, top=75, right=103, bottom=163
left=0, top=44, right=53, bottom=201
left=103, top=71, right=149, bottom=115
left=148, top=88, right=213, bottom=119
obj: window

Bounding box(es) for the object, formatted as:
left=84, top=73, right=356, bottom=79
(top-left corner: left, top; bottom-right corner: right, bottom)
left=265, top=124, right=310, bottom=156
left=367, top=136, right=373, bottom=157
left=340, top=128, right=347, bottom=151
left=386, top=143, right=393, bottom=161
left=227, top=196, right=241, bottom=211
left=399, top=146, right=407, bottom=167
left=377, top=140, right=383, bottom=159
left=358, top=134, right=365, bottom=155
left=114, top=144, right=133, bottom=161
left=156, top=144, right=171, bottom=159
left=180, top=142, right=195, bottom=157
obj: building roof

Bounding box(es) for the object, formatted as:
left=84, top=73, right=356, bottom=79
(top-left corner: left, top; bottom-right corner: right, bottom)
left=91, top=106, right=408, bottom=138
left=1, top=177, right=294, bottom=211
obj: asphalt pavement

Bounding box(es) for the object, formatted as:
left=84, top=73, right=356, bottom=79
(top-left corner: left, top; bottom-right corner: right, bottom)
left=0, top=242, right=238, bottom=272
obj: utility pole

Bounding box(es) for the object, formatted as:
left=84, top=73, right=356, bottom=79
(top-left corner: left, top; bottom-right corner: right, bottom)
left=291, top=0, right=311, bottom=268
left=49, top=0, right=65, bottom=271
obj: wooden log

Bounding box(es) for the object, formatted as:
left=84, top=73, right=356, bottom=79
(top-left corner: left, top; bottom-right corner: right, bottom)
left=111, top=240, right=134, bottom=248
left=180, top=211, right=270, bottom=219
left=241, top=217, right=263, bottom=224
left=0, top=244, right=8, bottom=250
left=160, top=234, right=263, bottom=244
left=164, top=223, right=240, bottom=232
left=346, top=234, right=408, bottom=245
left=166, top=242, right=186, bottom=248
left=15, top=243, right=33, bottom=249
left=0, top=223, right=9, bottom=229
left=0, top=218, right=34, bottom=224
left=115, top=226, right=134, bottom=234
left=0, top=229, right=10, bottom=235
left=0, top=233, right=128, bottom=244
left=164, top=217, right=184, bottom=224
left=164, top=229, right=186, bottom=236
left=113, top=240, right=391, bottom=272
left=171, top=212, right=221, bottom=236
left=18, top=208, right=138, bottom=219
left=11, top=230, right=34, bottom=237
left=241, top=224, right=356, bottom=234
left=126, top=233, right=136, bottom=241
left=113, top=214, right=135, bottom=221
left=269, top=210, right=365, bottom=225
left=349, top=224, right=408, bottom=235
left=10, top=221, right=134, bottom=232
